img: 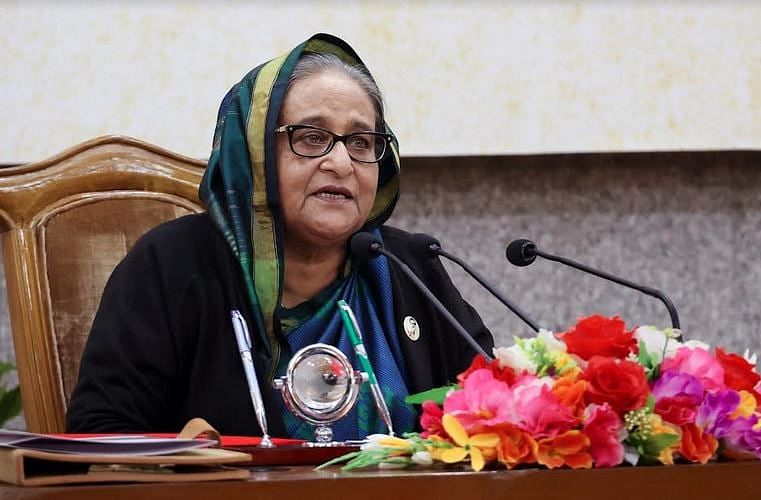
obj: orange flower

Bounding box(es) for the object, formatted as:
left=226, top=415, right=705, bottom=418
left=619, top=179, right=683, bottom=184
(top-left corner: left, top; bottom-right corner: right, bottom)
left=495, top=424, right=538, bottom=468
left=730, top=390, right=757, bottom=419
left=679, top=423, right=718, bottom=464
left=553, top=374, right=587, bottom=418
left=537, top=430, right=593, bottom=469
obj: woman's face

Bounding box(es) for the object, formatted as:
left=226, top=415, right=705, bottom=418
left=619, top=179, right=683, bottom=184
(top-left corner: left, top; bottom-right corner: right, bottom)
left=277, top=71, right=379, bottom=249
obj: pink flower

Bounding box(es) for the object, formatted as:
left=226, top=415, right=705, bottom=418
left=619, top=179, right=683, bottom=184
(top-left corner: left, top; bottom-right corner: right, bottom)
left=443, top=369, right=516, bottom=432
left=512, top=377, right=578, bottom=439
left=661, top=347, right=725, bottom=391
left=419, top=401, right=444, bottom=437
left=583, top=403, right=625, bottom=467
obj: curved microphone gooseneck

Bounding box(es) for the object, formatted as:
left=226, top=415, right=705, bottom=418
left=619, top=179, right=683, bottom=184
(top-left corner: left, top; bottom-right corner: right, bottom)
left=350, top=232, right=492, bottom=360
left=408, top=233, right=541, bottom=333
left=506, top=238, right=682, bottom=337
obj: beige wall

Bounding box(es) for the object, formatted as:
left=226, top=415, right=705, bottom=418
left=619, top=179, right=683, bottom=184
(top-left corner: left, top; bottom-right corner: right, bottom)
left=2, top=1, right=759, bottom=163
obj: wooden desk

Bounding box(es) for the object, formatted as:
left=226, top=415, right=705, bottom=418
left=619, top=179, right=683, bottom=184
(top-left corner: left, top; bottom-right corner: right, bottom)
left=1, top=462, right=760, bottom=500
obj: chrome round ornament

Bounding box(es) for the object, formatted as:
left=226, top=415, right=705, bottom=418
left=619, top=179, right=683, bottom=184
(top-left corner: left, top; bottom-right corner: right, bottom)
left=273, top=343, right=366, bottom=442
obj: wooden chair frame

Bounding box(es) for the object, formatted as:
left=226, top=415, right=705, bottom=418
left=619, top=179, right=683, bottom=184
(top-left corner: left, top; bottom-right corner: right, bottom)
left=0, top=136, right=206, bottom=432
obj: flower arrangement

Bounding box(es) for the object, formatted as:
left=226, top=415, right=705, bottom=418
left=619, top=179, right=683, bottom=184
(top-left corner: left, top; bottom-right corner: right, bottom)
left=321, top=315, right=761, bottom=471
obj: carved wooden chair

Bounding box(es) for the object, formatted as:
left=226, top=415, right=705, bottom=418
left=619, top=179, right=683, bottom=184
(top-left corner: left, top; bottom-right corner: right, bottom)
left=0, top=136, right=206, bottom=432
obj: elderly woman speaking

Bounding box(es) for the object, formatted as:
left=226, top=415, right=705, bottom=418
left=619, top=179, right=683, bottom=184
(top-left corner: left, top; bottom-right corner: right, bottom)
left=66, top=34, right=493, bottom=440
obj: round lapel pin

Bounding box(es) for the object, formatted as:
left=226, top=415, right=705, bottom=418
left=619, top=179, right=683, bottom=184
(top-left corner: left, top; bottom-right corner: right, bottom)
left=403, top=316, right=420, bottom=341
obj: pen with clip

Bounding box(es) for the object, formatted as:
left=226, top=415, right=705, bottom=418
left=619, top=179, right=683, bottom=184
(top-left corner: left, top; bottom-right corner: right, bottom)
left=231, top=310, right=273, bottom=447
left=337, top=300, right=395, bottom=436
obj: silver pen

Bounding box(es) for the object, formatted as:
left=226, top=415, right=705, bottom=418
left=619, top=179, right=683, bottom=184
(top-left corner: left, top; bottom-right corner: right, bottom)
left=231, top=310, right=273, bottom=447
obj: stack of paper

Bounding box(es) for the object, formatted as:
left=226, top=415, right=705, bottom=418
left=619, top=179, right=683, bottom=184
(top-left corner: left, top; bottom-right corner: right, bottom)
left=0, top=429, right=251, bottom=486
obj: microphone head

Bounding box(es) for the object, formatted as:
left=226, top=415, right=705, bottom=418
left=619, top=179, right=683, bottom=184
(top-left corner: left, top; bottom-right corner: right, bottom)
left=408, top=233, right=442, bottom=260
left=350, top=232, right=383, bottom=259
left=506, top=238, right=538, bottom=267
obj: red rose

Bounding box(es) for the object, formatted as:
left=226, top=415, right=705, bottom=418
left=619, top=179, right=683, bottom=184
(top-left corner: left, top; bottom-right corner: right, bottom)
left=458, top=354, right=516, bottom=386
left=558, top=315, right=637, bottom=360
left=654, top=395, right=699, bottom=426
left=582, top=356, right=650, bottom=414
left=715, top=348, right=761, bottom=395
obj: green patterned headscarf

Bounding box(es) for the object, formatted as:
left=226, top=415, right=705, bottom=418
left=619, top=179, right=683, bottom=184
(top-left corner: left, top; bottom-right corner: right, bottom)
left=198, top=33, right=401, bottom=376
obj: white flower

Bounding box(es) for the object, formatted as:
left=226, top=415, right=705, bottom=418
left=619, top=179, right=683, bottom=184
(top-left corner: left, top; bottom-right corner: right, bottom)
left=493, top=344, right=537, bottom=374
left=537, top=328, right=566, bottom=354
left=411, top=451, right=433, bottom=466
left=535, top=376, right=555, bottom=388
left=634, top=325, right=673, bottom=362
left=360, top=434, right=388, bottom=451
left=623, top=444, right=640, bottom=466
left=743, top=349, right=758, bottom=366
left=634, top=326, right=710, bottom=362
left=677, top=339, right=711, bottom=352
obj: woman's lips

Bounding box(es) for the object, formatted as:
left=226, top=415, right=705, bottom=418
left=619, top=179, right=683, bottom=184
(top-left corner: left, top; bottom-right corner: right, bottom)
left=312, top=186, right=353, bottom=201
left=315, top=192, right=350, bottom=200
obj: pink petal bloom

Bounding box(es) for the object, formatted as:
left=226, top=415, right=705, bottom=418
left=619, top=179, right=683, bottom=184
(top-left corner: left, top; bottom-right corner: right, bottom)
left=652, top=370, right=704, bottom=401
left=583, top=403, right=625, bottom=467
left=444, top=368, right=516, bottom=432
left=651, top=370, right=703, bottom=425
left=512, top=377, right=578, bottom=439
left=661, top=347, right=725, bottom=391
left=419, top=400, right=444, bottom=437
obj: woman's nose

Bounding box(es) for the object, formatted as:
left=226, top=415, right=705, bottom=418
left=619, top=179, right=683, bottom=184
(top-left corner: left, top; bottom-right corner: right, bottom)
left=319, top=140, right=354, bottom=176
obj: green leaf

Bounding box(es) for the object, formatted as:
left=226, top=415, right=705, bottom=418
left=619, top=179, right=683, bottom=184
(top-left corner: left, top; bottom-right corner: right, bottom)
left=315, top=451, right=361, bottom=470
left=405, top=385, right=457, bottom=405
left=401, top=432, right=423, bottom=440
left=642, top=433, right=680, bottom=456
left=0, top=362, right=15, bottom=379
left=343, top=451, right=393, bottom=471
left=650, top=363, right=661, bottom=382
left=637, top=341, right=653, bottom=368
left=625, top=433, right=646, bottom=450
left=0, top=387, right=21, bottom=426
left=645, top=395, right=655, bottom=413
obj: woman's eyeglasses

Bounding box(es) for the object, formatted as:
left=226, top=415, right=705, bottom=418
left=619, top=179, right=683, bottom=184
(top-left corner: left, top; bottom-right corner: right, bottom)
left=275, top=124, right=393, bottom=164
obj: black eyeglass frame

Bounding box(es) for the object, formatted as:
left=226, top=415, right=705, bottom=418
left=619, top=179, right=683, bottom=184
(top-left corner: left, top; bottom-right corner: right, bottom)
left=275, top=124, right=394, bottom=164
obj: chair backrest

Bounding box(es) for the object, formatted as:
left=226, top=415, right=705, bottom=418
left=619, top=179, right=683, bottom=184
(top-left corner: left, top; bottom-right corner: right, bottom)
left=0, top=136, right=206, bottom=433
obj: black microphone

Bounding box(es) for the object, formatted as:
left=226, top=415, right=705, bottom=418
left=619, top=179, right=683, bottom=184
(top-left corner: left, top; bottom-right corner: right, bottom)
left=506, top=239, right=682, bottom=335
left=408, top=233, right=542, bottom=333
left=350, top=232, right=492, bottom=360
